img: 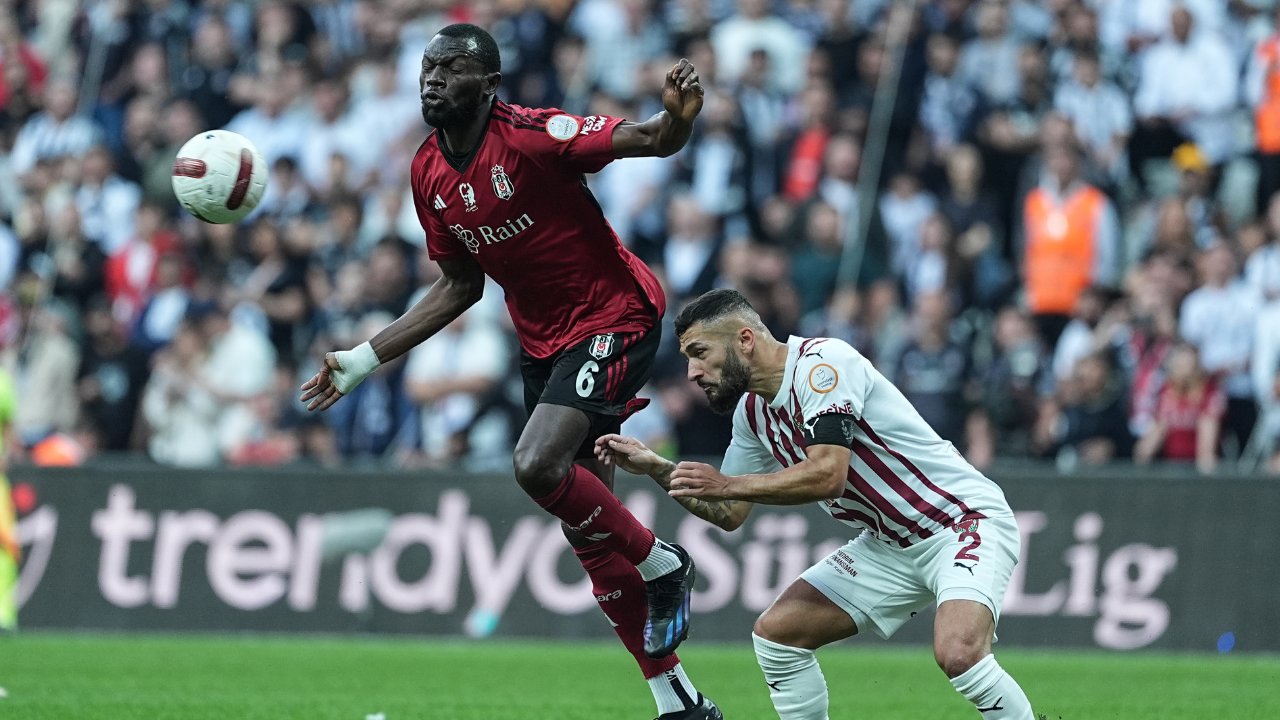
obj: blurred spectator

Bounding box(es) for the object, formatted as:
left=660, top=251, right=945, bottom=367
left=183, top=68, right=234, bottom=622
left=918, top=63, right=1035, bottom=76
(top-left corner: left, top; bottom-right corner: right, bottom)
left=1248, top=5, right=1280, bottom=215
left=10, top=79, right=99, bottom=176
left=1170, top=143, right=1227, bottom=250
left=658, top=195, right=722, bottom=301
left=966, top=306, right=1050, bottom=469
left=1253, top=298, right=1280, bottom=471
left=1051, top=285, right=1114, bottom=384
left=326, top=311, right=414, bottom=460
left=880, top=172, right=937, bottom=279
left=1131, top=6, right=1236, bottom=173
left=781, top=83, right=836, bottom=202
left=1020, top=142, right=1119, bottom=348
left=682, top=90, right=750, bottom=219
left=799, top=285, right=870, bottom=356
left=0, top=11, right=47, bottom=116
left=1135, top=342, right=1224, bottom=474
left=180, top=16, right=246, bottom=130
left=225, top=77, right=308, bottom=167
left=254, top=156, right=312, bottom=222
left=1054, top=49, right=1131, bottom=184
left=1049, top=351, right=1134, bottom=466
left=228, top=219, right=307, bottom=361
left=404, top=310, right=509, bottom=465
left=1179, top=240, right=1261, bottom=452
left=142, top=322, right=222, bottom=466
left=15, top=300, right=80, bottom=445
left=133, top=254, right=190, bottom=353
left=1246, top=193, right=1280, bottom=303
left=578, top=0, right=670, bottom=100
left=735, top=49, right=787, bottom=204
left=890, top=290, right=970, bottom=446
left=103, top=202, right=182, bottom=324
left=712, top=0, right=811, bottom=93
left=864, top=277, right=908, bottom=369
left=299, top=78, right=363, bottom=192
left=1124, top=249, right=1187, bottom=437
left=791, top=200, right=843, bottom=315
left=75, top=146, right=141, bottom=255
left=938, top=145, right=1003, bottom=254
left=78, top=297, right=150, bottom=450
left=919, top=33, right=977, bottom=160
left=905, top=212, right=950, bottom=305
left=958, top=0, right=1022, bottom=104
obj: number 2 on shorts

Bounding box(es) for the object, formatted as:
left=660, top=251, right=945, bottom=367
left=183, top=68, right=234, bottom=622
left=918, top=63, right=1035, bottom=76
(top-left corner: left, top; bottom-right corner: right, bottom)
left=954, top=530, right=981, bottom=562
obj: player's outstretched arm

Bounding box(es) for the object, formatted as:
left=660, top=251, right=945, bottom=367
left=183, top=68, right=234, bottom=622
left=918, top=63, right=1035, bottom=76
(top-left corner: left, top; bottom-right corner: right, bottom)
left=596, top=434, right=753, bottom=531
left=300, top=255, right=485, bottom=411
left=611, top=59, right=704, bottom=159
left=669, top=444, right=851, bottom=506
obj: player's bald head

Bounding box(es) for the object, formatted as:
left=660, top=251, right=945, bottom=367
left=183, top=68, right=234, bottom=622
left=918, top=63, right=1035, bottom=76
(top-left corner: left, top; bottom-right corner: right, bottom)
left=432, top=23, right=501, bottom=74
left=675, top=288, right=768, bottom=345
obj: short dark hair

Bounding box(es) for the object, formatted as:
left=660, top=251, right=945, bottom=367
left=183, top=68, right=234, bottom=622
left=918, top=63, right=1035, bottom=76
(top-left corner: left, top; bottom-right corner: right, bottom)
left=674, top=288, right=756, bottom=339
left=436, top=23, right=501, bottom=74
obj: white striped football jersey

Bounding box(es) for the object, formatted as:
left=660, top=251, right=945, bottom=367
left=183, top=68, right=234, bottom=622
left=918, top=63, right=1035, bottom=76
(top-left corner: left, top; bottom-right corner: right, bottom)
left=721, top=336, right=1013, bottom=547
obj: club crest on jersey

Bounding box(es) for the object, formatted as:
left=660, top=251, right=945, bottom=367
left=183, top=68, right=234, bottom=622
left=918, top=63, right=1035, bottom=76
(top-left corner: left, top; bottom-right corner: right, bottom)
left=450, top=224, right=480, bottom=253
left=459, top=183, right=477, bottom=212
left=490, top=165, right=514, bottom=200
left=952, top=516, right=981, bottom=534
left=588, top=334, right=615, bottom=360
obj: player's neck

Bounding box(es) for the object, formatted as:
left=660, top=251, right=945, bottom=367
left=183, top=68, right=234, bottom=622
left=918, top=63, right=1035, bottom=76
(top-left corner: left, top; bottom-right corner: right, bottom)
left=439, top=97, right=495, bottom=157
left=748, top=338, right=791, bottom=403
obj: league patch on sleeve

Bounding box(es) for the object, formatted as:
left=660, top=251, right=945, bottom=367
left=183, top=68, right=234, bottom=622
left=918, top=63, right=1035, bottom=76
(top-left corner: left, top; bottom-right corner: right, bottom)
left=808, top=363, right=839, bottom=393
left=545, top=115, right=581, bottom=141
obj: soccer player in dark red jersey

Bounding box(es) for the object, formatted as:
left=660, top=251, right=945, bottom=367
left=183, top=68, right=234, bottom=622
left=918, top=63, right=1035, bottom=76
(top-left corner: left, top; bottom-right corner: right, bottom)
left=300, top=22, right=720, bottom=720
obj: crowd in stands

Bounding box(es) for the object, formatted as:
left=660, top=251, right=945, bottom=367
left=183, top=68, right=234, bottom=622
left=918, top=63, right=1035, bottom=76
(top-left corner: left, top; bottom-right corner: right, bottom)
left=1, top=0, right=1279, bottom=475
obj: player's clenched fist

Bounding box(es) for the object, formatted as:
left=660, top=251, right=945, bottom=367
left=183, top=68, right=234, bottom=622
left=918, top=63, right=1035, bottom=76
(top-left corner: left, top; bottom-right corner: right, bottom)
left=668, top=462, right=734, bottom=501
left=663, top=58, right=704, bottom=124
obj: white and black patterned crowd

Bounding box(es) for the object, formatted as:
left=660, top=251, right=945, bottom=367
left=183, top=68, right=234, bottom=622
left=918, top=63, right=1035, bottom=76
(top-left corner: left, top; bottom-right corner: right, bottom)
left=1, top=0, right=1278, bottom=473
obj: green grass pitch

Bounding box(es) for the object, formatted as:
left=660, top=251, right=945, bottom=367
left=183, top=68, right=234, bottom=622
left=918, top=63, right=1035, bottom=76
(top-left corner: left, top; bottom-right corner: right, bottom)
left=1, top=634, right=1278, bottom=719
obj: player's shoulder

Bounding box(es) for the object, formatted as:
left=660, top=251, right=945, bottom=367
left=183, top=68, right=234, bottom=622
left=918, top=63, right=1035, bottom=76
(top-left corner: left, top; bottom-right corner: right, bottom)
left=792, top=337, right=871, bottom=398
left=794, top=337, right=868, bottom=374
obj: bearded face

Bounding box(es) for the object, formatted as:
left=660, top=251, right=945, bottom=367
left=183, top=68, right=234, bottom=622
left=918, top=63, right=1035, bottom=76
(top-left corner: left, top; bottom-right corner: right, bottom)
left=702, top=345, right=753, bottom=415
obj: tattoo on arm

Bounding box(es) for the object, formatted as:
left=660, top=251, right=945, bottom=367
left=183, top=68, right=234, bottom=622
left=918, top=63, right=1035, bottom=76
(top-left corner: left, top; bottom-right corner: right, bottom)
left=653, top=461, right=746, bottom=531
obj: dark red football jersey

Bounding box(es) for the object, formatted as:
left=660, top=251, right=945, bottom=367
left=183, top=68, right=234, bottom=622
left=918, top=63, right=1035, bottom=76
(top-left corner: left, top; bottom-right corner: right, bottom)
left=411, top=101, right=666, bottom=360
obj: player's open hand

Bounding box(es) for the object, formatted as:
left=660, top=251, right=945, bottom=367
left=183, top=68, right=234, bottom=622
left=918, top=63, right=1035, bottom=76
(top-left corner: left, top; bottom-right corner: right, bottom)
left=663, top=59, right=704, bottom=124
left=669, top=462, right=734, bottom=501
left=300, top=353, right=345, bottom=411
left=595, top=434, right=666, bottom=477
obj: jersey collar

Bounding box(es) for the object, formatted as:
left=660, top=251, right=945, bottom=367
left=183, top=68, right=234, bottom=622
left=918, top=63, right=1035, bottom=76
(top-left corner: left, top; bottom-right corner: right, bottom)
left=435, top=100, right=496, bottom=173
left=768, top=336, right=804, bottom=410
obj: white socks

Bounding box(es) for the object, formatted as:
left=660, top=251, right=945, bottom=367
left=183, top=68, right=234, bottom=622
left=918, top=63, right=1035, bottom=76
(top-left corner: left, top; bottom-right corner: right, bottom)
left=949, top=654, right=1035, bottom=719
left=648, top=663, right=700, bottom=716
left=752, top=633, right=829, bottom=720
left=636, top=539, right=682, bottom=581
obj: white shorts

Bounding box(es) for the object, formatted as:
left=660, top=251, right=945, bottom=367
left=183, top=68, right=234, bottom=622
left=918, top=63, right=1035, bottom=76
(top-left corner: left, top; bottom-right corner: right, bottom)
left=800, top=514, right=1020, bottom=640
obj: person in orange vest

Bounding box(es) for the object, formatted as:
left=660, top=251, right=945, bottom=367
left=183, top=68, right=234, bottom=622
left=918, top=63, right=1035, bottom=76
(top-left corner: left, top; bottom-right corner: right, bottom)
left=1247, top=5, right=1280, bottom=216
left=1018, top=142, right=1119, bottom=348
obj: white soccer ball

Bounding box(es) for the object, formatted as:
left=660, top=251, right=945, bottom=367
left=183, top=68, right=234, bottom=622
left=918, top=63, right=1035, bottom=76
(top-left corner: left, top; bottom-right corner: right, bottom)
left=171, top=130, right=268, bottom=224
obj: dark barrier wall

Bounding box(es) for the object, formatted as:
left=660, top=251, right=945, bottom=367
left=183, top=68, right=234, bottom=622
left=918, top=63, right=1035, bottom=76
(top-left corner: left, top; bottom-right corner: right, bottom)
left=13, top=465, right=1280, bottom=651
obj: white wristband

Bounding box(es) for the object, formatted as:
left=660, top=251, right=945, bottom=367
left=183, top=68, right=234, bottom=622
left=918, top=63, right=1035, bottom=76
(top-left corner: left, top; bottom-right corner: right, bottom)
left=332, top=342, right=381, bottom=394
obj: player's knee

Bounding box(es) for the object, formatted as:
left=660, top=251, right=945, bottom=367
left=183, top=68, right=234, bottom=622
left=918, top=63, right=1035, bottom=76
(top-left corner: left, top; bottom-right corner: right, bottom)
left=753, top=609, right=803, bottom=647
left=511, top=445, right=570, bottom=496
left=934, top=638, right=988, bottom=679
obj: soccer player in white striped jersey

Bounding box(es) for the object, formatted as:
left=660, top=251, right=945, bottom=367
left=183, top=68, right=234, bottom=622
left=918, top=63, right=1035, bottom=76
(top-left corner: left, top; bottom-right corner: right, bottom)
left=595, top=289, right=1036, bottom=720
